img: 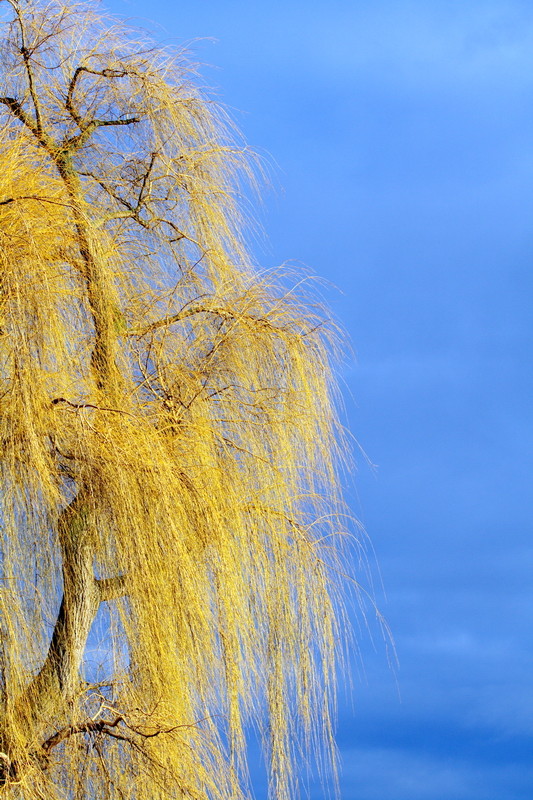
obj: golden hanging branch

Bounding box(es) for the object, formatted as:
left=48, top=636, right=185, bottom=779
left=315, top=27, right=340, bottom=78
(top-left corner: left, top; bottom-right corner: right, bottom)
left=0, top=1, right=366, bottom=798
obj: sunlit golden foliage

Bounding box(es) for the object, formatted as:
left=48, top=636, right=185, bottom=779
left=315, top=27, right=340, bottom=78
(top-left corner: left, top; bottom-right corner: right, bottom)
left=0, top=1, right=360, bottom=797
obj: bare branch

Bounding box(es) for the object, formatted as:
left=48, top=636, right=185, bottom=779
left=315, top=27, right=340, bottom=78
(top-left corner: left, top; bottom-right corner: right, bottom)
left=65, top=65, right=134, bottom=128
left=5, top=0, right=44, bottom=134
left=137, top=150, right=157, bottom=207
left=78, top=170, right=134, bottom=209
left=0, top=95, right=55, bottom=155
left=41, top=717, right=124, bottom=754
left=41, top=712, right=210, bottom=755
left=128, top=303, right=278, bottom=337
left=0, top=95, right=38, bottom=133
left=65, top=66, right=86, bottom=127
left=20, top=45, right=43, bottom=135
left=51, top=397, right=138, bottom=419
left=65, top=116, right=139, bottom=152
left=0, top=195, right=72, bottom=208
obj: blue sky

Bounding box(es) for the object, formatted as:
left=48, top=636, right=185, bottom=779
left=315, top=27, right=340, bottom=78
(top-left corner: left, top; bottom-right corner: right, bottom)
left=107, top=1, right=533, bottom=798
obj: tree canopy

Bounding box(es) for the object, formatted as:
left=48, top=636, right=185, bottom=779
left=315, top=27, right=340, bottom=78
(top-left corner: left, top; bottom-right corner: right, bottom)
left=0, top=1, right=361, bottom=798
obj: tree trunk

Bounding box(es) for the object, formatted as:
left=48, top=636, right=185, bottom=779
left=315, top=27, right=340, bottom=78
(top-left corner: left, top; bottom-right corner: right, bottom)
left=19, top=492, right=100, bottom=736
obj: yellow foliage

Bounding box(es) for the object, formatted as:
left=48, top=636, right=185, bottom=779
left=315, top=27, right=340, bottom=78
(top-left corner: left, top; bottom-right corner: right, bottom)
left=0, top=1, right=361, bottom=798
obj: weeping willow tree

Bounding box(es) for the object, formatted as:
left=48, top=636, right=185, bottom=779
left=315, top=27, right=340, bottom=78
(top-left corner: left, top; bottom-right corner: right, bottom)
left=0, top=1, right=361, bottom=797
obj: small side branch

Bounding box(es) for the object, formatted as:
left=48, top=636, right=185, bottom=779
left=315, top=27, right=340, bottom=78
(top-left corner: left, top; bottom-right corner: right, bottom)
left=0, top=96, right=37, bottom=134
left=137, top=151, right=157, bottom=208
left=128, top=304, right=233, bottom=336
left=0, top=95, right=55, bottom=153
left=51, top=397, right=137, bottom=419
left=127, top=303, right=277, bottom=337
left=41, top=714, right=207, bottom=754
left=20, top=45, right=42, bottom=136
left=41, top=717, right=124, bottom=754
left=66, top=116, right=139, bottom=152
left=65, top=65, right=134, bottom=130
left=0, top=195, right=73, bottom=209
left=65, top=66, right=85, bottom=127
left=6, top=0, right=43, bottom=135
